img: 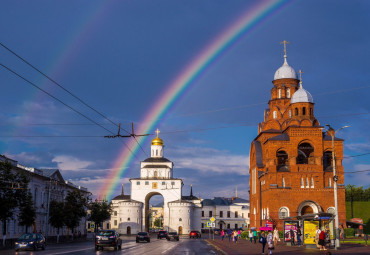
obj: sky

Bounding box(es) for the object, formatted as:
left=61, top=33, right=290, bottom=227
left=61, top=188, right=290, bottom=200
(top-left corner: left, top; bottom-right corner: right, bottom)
left=1, top=0, right=370, bottom=203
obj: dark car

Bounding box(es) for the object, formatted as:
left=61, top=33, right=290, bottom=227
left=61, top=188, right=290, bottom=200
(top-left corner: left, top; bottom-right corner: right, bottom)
left=189, top=230, right=201, bottom=239
left=136, top=232, right=150, bottom=243
left=95, top=230, right=122, bottom=251
left=166, top=232, right=179, bottom=241
left=15, top=233, right=46, bottom=251
left=157, top=230, right=168, bottom=239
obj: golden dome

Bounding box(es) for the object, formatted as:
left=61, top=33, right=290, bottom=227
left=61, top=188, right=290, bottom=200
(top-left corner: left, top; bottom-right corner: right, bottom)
left=152, top=128, right=163, bottom=146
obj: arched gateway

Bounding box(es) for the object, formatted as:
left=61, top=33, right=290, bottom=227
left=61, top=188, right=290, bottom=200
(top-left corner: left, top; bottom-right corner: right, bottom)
left=110, top=130, right=202, bottom=235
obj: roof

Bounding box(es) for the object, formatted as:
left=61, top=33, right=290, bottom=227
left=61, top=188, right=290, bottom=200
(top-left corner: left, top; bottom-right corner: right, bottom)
left=143, top=157, right=171, bottom=163
left=274, top=57, right=297, bottom=80
left=232, top=197, right=249, bottom=203
left=268, top=133, right=290, bottom=141
left=202, top=197, right=249, bottom=206
left=252, top=140, right=264, bottom=168
left=182, top=195, right=199, bottom=201
left=112, top=194, right=131, bottom=200
left=323, top=135, right=344, bottom=141
left=291, top=85, right=314, bottom=104
left=142, top=165, right=169, bottom=168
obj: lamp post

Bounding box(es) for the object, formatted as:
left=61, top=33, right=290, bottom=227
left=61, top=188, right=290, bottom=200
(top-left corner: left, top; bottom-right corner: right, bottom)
left=325, top=124, right=349, bottom=250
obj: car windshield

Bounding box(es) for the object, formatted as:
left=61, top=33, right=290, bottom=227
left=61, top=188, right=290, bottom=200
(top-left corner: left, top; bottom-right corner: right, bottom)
left=138, top=232, right=147, bottom=236
left=169, top=232, right=177, bottom=235
left=159, top=231, right=167, bottom=234
left=97, top=231, right=114, bottom=236
left=19, top=234, right=36, bottom=240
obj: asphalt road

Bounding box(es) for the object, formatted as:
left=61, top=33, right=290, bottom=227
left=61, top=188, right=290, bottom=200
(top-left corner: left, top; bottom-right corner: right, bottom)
left=1, top=236, right=221, bottom=255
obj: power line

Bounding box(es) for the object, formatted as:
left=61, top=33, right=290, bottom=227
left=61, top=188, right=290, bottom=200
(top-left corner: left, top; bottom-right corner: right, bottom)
left=0, top=63, right=141, bottom=161
left=0, top=42, right=149, bottom=157
left=344, top=169, right=370, bottom=174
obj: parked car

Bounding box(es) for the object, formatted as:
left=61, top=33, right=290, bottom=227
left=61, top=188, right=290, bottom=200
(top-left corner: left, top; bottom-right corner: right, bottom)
left=95, top=230, right=122, bottom=251
left=136, top=232, right=150, bottom=243
left=157, top=230, right=168, bottom=239
left=166, top=232, right=179, bottom=241
left=15, top=233, right=46, bottom=251
left=189, top=230, right=201, bottom=239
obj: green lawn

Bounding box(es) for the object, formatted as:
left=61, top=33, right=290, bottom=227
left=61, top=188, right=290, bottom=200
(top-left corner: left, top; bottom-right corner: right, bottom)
left=345, top=201, right=370, bottom=223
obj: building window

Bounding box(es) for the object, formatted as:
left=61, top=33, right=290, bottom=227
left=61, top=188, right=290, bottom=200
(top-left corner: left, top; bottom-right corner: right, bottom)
left=114, top=211, right=117, bottom=216
left=235, top=211, right=238, bottom=218
left=227, top=224, right=230, bottom=229
left=311, top=177, right=314, bottom=188
left=137, top=181, right=140, bottom=185
left=278, top=89, right=281, bottom=98
left=295, top=108, right=298, bottom=116
left=267, top=208, right=269, bottom=219
left=201, top=223, right=204, bottom=228
left=128, top=217, right=130, bottom=221
left=287, top=88, right=290, bottom=98
left=327, top=207, right=335, bottom=215
left=171, top=181, right=175, bottom=185
left=235, top=224, right=238, bottom=229
left=273, top=111, right=277, bottom=119
left=220, top=211, right=223, bottom=217
left=279, top=207, right=289, bottom=219
left=282, top=177, right=285, bottom=187
left=107, top=223, right=110, bottom=229
left=179, top=218, right=182, bottom=222
left=301, top=177, right=304, bottom=188
left=323, top=151, right=333, bottom=170
left=114, top=220, right=117, bottom=226
left=209, top=211, right=212, bottom=217
left=277, top=150, right=288, bottom=171
left=154, top=171, right=158, bottom=178
left=306, top=177, right=309, bottom=188
left=145, top=181, right=149, bottom=185
left=302, top=107, right=306, bottom=115
left=162, top=181, right=165, bottom=185
left=227, top=211, right=231, bottom=218
left=202, top=211, right=204, bottom=217
left=329, top=177, right=332, bottom=187
left=297, top=142, right=314, bottom=164
left=289, top=110, right=292, bottom=118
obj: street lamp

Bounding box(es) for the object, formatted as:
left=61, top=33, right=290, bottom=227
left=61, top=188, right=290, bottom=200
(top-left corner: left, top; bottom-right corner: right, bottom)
left=324, top=124, right=349, bottom=250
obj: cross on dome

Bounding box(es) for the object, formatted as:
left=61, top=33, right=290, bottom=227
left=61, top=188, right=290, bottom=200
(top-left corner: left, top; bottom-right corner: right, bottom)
left=280, top=40, right=290, bottom=57
left=155, top=128, right=160, bottom=138
left=274, top=40, right=297, bottom=80
left=298, top=69, right=304, bottom=88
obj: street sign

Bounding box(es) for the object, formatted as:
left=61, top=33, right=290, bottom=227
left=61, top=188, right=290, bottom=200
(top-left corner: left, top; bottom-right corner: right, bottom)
left=211, top=223, right=216, bottom=227
left=207, top=221, right=212, bottom=227
left=210, top=217, right=215, bottom=222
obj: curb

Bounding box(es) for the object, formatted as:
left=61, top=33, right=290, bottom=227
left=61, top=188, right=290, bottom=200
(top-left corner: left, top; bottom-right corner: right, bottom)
left=206, top=240, right=229, bottom=255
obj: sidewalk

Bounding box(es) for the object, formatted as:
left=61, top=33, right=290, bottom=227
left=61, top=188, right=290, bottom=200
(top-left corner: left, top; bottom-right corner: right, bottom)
left=206, top=237, right=370, bottom=255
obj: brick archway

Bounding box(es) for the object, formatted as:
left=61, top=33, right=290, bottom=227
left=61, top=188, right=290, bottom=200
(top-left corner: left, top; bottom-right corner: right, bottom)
left=297, top=200, right=322, bottom=216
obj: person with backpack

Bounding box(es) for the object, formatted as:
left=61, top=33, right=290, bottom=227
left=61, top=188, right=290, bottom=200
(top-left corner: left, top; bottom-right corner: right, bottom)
left=267, top=230, right=274, bottom=255
left=253, top=229, right=257, bottom=244
left=259, top=231, right=267, bottom=254
left=297, top=227, right=302, bottom=247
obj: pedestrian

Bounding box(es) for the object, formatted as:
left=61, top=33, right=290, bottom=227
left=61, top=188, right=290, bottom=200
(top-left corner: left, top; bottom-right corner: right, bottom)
left=297, top=227, right=302, bottom=247
left=289, top=228, right=295, bottom=246
left=238, top=229, right=241, bottom=239
left=340, top=226, right=345, bottom=241
left=228, top=229, right=233, bottom=242
left=273, top=227, right=279, bottom=246
left=249, top=229, right=253, bottom=243
left=234, top=230, right=238, bottom=244
left=315, top=226, right=321, bottom=248
left=319, top=228, right=327, bottom=251
left=267, top=230, right=274, bottom=255
left=221, top=229, right=225, bottom=241
left=253, top=229, right=257, bottom=244
left=259, top=231, right=267, bottom=254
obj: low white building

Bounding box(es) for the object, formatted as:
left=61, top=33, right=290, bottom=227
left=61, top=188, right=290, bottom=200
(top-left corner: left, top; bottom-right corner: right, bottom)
left=201, top=197, right=250, bottom=230
left=0, top=155, right=90, bottom=241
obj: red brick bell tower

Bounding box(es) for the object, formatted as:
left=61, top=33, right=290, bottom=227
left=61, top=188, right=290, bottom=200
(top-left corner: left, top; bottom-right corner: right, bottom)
left=249, top=41, right=346, bottom=230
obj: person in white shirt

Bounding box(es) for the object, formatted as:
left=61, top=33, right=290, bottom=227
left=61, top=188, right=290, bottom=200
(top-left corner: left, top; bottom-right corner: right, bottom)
left=315, top=226, right=321, bottom=248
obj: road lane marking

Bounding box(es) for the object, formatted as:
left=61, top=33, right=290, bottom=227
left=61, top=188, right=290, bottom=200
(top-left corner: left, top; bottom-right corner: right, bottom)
left=48, top=247, right=91, bottom=255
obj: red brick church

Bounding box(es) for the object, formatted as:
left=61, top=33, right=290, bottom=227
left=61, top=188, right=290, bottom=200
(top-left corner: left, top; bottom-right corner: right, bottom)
left=249, top=42, right=346, bottom=229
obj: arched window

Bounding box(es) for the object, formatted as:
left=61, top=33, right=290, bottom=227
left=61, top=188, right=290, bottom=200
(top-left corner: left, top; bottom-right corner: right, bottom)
left=302, top=107, right=306, bottom=115
left=279, top=207, right=289, bottom=219
left=297, top=142, right=314, bottom=164
left=179, top=218, right=182, bottom=222
left=273, top=111, right=277, bottom=119
left=278, top=89, right=281, bottom=98
left=154, top=171, right=158, bottom=178
left=287, top=88, right=291, bottom=98
left=282, top=177, right=285, bottom=187
left=311, top=177, right=314, bottom=188
left=310, top=108, right=312, bottom=115
left=276, top=150, right=288, bottom=171
left=327, top=207, right=335, bottom=215
left=323, top=151, right=333, bottom=171
left=300, top=177, right=304, bottom=188
left=295, top=108, right=298, bottom=116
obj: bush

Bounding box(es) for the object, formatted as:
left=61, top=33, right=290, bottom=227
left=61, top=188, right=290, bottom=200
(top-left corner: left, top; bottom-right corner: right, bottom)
left=241, top=231, right=249, bottom=239
left=344, top=228, right=355, bottom=237
left=278, top=231, right=284, bottom=239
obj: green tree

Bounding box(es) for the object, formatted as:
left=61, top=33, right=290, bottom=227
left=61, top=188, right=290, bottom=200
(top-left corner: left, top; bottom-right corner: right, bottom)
left=154, top=218, right=162, bottom=228
left=89, top=200, right=112, bottom=232
left=0, top=162, right=29, bottom=244
left=18, top=190, right=36, bottom=233
left=64, top=190, right=89, bottom=239
left=49, top=200, right=65, bottom=243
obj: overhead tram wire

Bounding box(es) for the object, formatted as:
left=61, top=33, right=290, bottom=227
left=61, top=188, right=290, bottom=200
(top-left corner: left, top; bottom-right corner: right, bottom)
left=0, top=63, right=141, bottom=161
left=0, top=42, right=149, bottom=157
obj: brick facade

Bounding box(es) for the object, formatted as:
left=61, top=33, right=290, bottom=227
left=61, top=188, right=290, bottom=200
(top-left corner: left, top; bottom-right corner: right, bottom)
left=249, top=63, right=346, bottom=230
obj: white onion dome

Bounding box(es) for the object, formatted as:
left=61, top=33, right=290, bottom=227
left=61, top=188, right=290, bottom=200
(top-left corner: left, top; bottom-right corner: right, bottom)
left=274, top=55, right=297, bottom=80
left=291, top=83, right=314, bottom=103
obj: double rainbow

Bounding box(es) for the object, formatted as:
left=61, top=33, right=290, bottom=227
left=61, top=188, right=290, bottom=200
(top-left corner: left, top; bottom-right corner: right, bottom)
left=99, top=0, right=291, bottom=200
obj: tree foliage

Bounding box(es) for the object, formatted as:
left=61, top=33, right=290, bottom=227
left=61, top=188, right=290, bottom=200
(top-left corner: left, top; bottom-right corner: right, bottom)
left=345, top=184, right=370, bottom=201
left=89, top=200, right=112, bottom=232
left=154, top=218, right=162, bottom=228
left=49, top=200, right=65, bottom=231
left=0, top=162, right=31, bottom=235
left=63, top=190, right=89, bottom=233
left=18, top=190, right=36, bottom=233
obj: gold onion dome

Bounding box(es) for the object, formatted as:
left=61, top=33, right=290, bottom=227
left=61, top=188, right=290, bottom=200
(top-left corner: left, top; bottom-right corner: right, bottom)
left=152, top=129, right=164, bottom=146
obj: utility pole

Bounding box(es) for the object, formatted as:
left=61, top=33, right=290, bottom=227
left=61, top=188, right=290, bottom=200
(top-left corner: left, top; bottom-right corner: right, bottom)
left=350, top=186, right=354, bottom=219
left=325, top=124, right=349, bottom=250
